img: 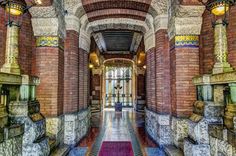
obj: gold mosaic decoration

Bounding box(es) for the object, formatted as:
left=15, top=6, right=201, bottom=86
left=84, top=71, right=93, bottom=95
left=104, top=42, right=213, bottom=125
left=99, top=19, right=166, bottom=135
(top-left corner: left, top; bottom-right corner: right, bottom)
left=175, top=35, right=199, bottom=48
left=36, top=36, right=59, bottom=47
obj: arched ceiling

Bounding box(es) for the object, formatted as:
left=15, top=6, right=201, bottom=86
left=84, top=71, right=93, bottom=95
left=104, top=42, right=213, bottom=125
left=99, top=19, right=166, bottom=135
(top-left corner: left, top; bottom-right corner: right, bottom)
left=81, top=0, right=152, bottom=22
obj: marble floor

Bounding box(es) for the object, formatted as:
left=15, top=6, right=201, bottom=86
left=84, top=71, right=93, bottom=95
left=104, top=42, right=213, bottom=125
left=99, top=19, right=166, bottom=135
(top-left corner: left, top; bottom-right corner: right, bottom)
left=78, top=108, right=158, bottom=156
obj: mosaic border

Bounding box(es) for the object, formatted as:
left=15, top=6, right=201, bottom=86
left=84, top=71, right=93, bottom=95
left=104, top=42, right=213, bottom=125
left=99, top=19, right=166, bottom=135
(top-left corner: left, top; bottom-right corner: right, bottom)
left=175, top=35, right=199, bottom=48
left=36, top=36, right=59, bottom=47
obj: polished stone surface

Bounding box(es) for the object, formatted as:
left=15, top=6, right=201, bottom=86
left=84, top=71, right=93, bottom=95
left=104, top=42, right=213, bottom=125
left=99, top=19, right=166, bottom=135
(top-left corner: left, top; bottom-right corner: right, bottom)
left=78, top=108, right=157, bottom=156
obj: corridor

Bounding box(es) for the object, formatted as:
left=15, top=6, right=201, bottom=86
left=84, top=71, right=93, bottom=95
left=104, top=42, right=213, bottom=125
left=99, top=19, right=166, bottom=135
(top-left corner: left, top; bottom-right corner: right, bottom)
left=78, top=109, right=164, bottom=156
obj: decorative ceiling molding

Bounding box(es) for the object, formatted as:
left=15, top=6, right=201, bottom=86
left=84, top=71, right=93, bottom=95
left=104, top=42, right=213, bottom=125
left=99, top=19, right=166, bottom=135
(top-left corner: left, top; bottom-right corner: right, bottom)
left=86, top=18, right=149, bottom=34
left=92, top=33, right=107, bottom=52
left=87, top=9, right=147, bottom=22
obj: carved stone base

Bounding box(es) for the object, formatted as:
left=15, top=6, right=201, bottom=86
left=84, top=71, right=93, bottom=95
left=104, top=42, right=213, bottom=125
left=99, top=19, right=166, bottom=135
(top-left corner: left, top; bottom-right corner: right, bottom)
left=64, top=109, right=90, bottom=145
left=184, top=138, right=210, bottom=156
left=9, top=101, right=50, bottom=156
left=171, top=117, right=188, bottom=150
left=224, top=104, right=236, bottom=130
left=210, top=136, right=236, bottom=156
left=145, top=109, right=172, bottom=145
left=0, top=135, right=23, bottom=156
left=46, top=116, right=65, bottom=150
left=0, top=64, right=21, bottom=75
left=212, top=62, right=233, bottom=75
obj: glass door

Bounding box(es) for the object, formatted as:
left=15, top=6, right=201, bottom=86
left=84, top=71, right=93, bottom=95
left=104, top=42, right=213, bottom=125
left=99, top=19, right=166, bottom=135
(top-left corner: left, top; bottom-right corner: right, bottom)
left=105, top=66, right=132, bottom=107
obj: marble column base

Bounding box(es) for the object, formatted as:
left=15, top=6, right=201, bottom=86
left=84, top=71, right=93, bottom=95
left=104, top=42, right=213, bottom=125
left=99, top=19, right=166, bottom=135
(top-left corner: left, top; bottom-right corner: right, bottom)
left=46, top=115, right=65, bottom=149
left=0, top=135, right=23, bottom=156
left=184, top=138, right=210, bottom=156
left=212, top=62, right=233, bottom=74
left=9, top=101, right=50, bottom=156
left=171, top=117, right=188, bottom=150
left=210, top=136, right=236, bottom=156
left=64, top=109, right=90, bottom=145
left=145, top=109, right=172, bottom=145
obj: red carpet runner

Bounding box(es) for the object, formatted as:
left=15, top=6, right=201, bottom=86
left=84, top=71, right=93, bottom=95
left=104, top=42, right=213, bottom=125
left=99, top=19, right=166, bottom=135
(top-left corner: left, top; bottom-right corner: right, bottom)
left=99, top=141, right=134, bottom=156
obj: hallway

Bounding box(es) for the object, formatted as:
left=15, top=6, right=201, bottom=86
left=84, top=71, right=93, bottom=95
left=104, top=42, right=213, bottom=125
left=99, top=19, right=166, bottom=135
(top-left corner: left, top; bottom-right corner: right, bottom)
left=78, top=109, right=163, bottom=156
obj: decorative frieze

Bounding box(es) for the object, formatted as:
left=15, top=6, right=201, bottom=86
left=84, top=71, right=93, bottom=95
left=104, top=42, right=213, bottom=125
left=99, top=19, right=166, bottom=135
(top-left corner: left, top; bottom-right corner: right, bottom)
left=87, top=18, right=148, bottom=33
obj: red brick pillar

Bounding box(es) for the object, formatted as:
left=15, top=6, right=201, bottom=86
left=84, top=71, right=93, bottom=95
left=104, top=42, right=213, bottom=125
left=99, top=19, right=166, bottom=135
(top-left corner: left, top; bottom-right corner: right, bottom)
left=170, top=35, right=200, bottom=117
left=83, top=51, right=89, bottom=108
left=63, top=30, right=79, bottom=113
left=155, top=29, right=171, bottom=114
left=146, top=47, right=156, bottom=111
left=35, top=37, right=64, bottom=117
left=79, top=48, right=85, bottom=110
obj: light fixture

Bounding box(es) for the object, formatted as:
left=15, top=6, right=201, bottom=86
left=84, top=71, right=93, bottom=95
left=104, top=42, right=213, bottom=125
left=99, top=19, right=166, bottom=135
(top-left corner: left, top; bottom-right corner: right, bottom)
left=143, top=65, right=146, bottom=69
left=138, top=60, right=141, bottom=64
left=0, top=0, right=37, bottom=75
left=200, top=0, right=235, bottom=26
left=89, top=64, right=94, bottom=69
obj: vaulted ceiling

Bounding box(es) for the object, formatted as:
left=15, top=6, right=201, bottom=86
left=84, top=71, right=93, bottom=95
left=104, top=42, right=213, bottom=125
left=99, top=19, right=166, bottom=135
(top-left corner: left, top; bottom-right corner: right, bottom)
left=81, top=0, right=152, bottom=22
left=81, top=0, right=151, bottom=54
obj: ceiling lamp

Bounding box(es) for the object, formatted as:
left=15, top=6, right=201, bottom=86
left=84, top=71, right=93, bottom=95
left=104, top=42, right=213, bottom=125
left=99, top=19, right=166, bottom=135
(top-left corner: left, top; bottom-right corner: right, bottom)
left=200, top=0, right=235, bottom=26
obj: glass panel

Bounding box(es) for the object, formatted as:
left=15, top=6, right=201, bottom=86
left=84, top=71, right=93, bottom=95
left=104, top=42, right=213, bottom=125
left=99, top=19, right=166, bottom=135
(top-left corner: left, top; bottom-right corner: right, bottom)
left=105, top=66, right=132, bottom=107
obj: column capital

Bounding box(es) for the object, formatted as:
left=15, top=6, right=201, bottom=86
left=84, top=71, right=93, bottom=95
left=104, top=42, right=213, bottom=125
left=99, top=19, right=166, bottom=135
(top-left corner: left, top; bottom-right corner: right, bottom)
left=168, top=4, right=205, bottom=40
left=30, top=0, right=66, bottom=38
left=65, top=15, right=80, bottom=33
left=154, top=14, right=168, bottom=32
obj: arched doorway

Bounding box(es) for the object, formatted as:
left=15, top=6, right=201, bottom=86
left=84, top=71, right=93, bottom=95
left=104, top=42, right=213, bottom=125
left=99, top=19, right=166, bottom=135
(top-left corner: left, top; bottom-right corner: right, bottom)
left=102, top=59, right=136, bottom=109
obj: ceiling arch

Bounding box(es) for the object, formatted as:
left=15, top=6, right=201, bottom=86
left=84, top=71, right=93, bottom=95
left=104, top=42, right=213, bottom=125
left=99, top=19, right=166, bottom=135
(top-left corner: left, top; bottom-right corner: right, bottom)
left=81, top=0, right=152, bottom=22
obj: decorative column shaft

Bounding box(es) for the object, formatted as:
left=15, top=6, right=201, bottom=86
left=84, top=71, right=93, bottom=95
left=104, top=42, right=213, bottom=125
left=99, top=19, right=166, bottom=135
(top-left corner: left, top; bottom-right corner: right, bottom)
left=212, top=19, right=233, bottom=74
left=1, top=25, right=20, bottom=75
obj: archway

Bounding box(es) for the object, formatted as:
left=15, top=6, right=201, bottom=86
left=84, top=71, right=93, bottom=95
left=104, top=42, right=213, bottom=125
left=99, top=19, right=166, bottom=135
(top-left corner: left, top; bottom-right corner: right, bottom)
left=102, top=59, right=136, bottom=109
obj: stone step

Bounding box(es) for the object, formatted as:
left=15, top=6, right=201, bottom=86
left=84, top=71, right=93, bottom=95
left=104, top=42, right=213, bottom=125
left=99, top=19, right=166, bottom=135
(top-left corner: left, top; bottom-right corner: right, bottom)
left=163, top=145, right=184, bottom=156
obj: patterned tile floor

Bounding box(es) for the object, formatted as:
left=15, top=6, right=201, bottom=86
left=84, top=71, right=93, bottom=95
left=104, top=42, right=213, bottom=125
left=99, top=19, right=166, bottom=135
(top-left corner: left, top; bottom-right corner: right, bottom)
left=78, top=108, right=158, bottom=156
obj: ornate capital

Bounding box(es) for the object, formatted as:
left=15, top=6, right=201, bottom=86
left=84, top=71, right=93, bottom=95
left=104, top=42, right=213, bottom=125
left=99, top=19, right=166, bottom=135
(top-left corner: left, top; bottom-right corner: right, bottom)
left=168, top=5, right=205, bottom=40
left=65, top=15, right=80, bottom=32
left=30, top=0, right=66, bottom=38
left=154, top=14, right=168, bottom=32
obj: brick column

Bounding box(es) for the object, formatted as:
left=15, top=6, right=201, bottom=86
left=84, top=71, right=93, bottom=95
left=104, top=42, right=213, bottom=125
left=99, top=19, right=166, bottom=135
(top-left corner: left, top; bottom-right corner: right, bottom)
left=170, top=35, right=200, bottom=117
left=146, top=48, right=156, bottom=111
left=30, top=2, right=66, bottom=147
left=167, top=4, right=205, bottom=150
left=168, top=5, right=205, bottom=118
left=35, top=37, right=64, bottom=117
left=155, top=29, right=171, bottom=114
left=64, top=30, right=79, bottom=113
